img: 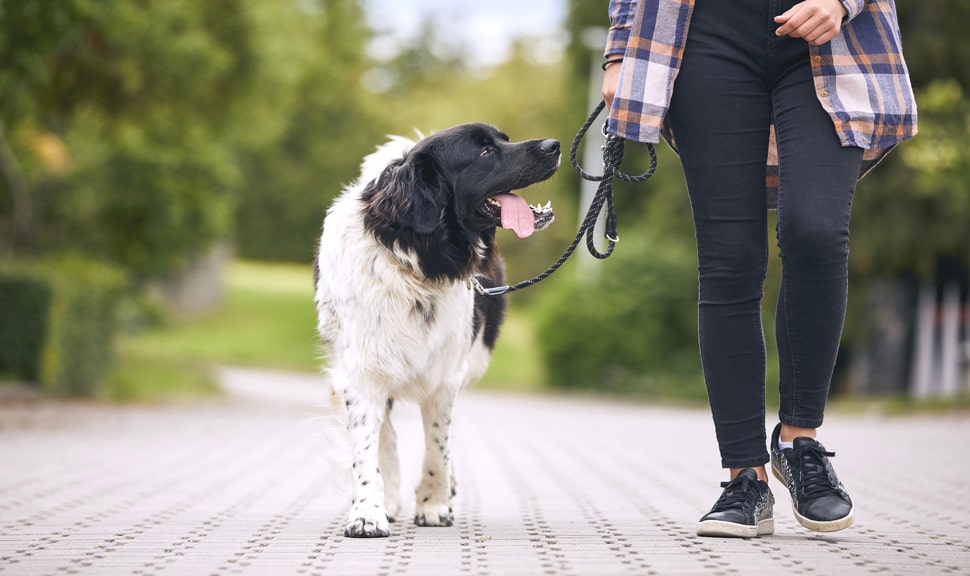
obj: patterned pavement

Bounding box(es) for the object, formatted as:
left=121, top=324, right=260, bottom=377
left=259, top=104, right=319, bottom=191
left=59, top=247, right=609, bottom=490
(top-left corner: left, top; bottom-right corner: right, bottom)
left=1, top=367, right=968, bottom=575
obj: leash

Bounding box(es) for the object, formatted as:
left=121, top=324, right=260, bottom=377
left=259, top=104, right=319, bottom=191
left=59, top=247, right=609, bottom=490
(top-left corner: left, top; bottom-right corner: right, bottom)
left=472, top=100, right=657, bottom=297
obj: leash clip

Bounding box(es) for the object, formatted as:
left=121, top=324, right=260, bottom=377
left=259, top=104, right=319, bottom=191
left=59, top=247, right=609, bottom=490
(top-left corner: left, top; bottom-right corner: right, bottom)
left=471, top=278, right=510, bottom=297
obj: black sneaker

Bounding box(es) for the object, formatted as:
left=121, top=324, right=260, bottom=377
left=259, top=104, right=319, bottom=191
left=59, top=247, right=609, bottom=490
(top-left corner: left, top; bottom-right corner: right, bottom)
left=697, top=469, right=775, bottom=538
left=770, top=423, right=854, bottom=532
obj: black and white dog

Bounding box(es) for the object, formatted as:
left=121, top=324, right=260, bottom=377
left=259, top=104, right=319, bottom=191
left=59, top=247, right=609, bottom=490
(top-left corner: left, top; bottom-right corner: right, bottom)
left=315, top=124, right=559, bottom=537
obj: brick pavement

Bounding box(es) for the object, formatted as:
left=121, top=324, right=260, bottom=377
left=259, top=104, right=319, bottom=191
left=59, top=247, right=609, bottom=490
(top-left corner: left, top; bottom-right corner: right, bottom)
left=1, top=367, right=968, bottom=575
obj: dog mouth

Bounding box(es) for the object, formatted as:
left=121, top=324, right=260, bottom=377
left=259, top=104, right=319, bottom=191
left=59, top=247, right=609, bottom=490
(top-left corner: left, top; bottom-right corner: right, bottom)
left=480, top=194, right=555, bottom=238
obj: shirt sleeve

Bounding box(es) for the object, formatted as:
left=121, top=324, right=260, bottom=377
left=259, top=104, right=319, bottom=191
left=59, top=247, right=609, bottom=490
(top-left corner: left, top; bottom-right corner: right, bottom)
left=604, top=0, right=638, bottom=58
left=840, top=0, right=866, bottom=21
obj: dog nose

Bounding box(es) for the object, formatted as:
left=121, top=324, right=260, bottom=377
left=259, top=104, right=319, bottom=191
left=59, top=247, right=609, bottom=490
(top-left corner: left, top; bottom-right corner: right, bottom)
left=539, top=139, right=560, bottom=155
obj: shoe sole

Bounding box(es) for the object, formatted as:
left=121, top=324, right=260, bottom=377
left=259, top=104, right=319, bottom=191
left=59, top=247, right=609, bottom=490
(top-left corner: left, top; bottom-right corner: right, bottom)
left=696, top=518, right=774, bottom=538
left=771, top=462, right=855, bottom=532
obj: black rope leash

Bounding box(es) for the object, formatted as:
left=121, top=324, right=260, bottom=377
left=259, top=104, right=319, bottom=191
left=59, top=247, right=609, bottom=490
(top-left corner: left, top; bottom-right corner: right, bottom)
left=472, top=100, right=657, bottom=297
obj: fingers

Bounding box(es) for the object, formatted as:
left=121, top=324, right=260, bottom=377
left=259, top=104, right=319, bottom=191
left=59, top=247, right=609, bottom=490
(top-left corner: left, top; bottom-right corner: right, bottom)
left=803, top=25, right=840, bottom=46
left=773, top=0, right=845, bottom=46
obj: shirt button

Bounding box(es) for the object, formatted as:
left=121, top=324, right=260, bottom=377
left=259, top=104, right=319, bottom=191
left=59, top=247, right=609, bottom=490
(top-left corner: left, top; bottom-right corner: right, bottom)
left=813, top=55, right=822, bottom=63
left=820, top=90, right=829, bottom=97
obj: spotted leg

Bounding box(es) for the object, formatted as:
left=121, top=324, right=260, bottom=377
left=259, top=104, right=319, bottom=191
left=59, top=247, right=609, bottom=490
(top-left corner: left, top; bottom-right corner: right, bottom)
left=336, top=378, right=390, bottom=538
left=379, top=398, right=401, bottom=522
left=414, top=387, right=458, bottom=527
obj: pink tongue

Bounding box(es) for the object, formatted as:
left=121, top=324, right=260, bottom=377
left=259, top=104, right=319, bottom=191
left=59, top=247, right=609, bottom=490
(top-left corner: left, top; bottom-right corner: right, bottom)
left=494, top=193, right=535, bottom=238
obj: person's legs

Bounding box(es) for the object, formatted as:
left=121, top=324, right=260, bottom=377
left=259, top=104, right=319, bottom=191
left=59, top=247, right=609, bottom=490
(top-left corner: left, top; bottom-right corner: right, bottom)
left=667, top=0, right=773, bottom=473
left=670, top=0, right=863, bottom=537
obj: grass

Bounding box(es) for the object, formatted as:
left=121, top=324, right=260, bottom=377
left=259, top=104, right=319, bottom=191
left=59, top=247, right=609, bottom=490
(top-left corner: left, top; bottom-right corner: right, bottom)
left=102, top=352, right=220, bottom=402
left=104, top=260, right=546, bottom=401
left=128, top=262, right=321, bottom=372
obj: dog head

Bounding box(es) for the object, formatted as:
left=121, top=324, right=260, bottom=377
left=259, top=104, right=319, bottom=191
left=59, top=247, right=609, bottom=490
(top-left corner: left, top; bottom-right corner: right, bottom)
left=362, top=124, right=559, bottom=281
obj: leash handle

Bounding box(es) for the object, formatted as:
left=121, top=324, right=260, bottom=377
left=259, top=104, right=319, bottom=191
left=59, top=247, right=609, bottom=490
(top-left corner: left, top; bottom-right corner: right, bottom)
left=473, top=102, right=656, bottom=297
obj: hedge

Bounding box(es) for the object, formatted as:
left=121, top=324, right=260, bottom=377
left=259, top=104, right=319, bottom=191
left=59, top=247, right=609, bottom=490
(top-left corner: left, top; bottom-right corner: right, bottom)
left=533, top=235, right=707, bottom=400
left=0, top=257, right=126, bottom=396
left=0, top=277, right=51, bottom=382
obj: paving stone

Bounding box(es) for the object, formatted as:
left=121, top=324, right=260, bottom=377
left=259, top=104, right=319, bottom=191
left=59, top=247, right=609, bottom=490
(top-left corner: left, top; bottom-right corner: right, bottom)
left=0, top=367, right=967, bottom=575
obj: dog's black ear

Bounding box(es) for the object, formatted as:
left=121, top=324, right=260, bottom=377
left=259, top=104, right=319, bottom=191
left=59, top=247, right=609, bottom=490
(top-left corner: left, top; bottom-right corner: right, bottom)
left=375, top=153, right=447, bottom=236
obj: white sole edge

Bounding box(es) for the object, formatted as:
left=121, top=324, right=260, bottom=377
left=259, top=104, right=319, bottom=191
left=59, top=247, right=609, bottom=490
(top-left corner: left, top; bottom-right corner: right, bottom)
left=696, top=518, right=775, bottom=538
left=793, top=508, right=854, bottom=532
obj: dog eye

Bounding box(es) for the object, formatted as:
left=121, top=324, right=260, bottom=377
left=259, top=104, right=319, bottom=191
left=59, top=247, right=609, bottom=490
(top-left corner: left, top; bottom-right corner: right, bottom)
left=480, top=147, right=493, bottom=157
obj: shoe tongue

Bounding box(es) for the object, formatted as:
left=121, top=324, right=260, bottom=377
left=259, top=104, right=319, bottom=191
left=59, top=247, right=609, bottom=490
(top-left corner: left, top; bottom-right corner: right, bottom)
left=494, top=193, right=535, bottom=238
left=793, top=437, right=820, bottom=449
left=736, top=469, right=759, bottom=482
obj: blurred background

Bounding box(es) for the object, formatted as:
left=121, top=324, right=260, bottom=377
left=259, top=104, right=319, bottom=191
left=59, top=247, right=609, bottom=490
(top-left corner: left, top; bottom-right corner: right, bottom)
left=0, top=0, right=966, bottom=407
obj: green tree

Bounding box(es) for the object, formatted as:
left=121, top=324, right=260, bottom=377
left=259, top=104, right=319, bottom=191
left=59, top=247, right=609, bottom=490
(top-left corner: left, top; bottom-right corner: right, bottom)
left=234, top=0, right=388, bottom=263
left=1, top=1, right=315, bottom=280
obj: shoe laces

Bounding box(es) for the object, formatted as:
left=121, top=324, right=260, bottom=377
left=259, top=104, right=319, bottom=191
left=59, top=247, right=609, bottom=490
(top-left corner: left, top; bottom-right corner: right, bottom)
left=711, top=475, right=759, bottom=512
left=793, top=444, right=840, bottom=499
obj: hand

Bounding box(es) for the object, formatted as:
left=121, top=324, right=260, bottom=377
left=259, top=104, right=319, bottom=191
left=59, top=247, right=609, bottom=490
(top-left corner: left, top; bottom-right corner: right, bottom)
left=601, top=60, right=623, bottom=109
left=774, top=0, right=848, bottom=46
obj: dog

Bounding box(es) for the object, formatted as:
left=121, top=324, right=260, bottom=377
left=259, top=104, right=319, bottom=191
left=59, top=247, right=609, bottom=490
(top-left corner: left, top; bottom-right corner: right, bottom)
left=314, top=124, right=559, bottom=537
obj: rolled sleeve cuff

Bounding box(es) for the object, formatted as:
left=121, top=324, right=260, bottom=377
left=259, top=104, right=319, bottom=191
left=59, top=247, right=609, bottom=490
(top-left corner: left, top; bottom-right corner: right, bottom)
left=604, top=27, right=631, bottom=58
left=840, top=0, right=865, bottom=21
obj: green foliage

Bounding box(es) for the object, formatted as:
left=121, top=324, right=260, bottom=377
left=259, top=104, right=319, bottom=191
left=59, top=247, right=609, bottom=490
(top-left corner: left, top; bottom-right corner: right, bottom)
left=45, top=112, right=239, bottom=279
left=0, top=0, right=319, bottom=280
left=0, top=257, right=125, bottom=395
left=0, top=0, right=89, bottom=123
left=534, top=234, right=706, bottom=400
left=0, top=276, right=50, bottom=381
left=234, top=0, right=388, bottom=262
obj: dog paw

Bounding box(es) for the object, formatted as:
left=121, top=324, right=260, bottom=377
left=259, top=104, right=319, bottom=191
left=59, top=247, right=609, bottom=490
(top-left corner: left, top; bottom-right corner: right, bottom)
left=414, top=503, right=454, bottom=527
left=384, top=496, right=401, bottom=523
left=344, top=508, right=391, bottom=538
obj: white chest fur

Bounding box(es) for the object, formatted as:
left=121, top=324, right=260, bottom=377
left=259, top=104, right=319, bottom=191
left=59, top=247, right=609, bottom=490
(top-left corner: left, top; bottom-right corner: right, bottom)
left=315, top=189, right=476, bottom=401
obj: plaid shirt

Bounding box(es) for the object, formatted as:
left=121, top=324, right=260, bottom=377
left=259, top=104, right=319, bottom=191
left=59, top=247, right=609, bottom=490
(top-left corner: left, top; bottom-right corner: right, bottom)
left=605, top=0, right=918, bottom=188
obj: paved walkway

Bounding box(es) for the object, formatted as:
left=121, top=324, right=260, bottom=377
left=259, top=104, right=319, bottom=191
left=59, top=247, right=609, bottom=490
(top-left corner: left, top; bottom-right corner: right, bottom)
left=1, top=367, right=968, bottom=575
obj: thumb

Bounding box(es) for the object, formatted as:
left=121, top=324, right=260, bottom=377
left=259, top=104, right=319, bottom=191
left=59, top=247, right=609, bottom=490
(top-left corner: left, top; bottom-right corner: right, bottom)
left=601, top=65, right=622, bottom=109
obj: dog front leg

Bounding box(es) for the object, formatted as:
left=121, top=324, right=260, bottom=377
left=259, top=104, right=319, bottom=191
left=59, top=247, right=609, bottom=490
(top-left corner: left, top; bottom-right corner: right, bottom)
left=379, top=398, right=401, bottom=522
left=414, top=387, right=458, bottom=527
left=340, top=388, right=391, bottom=538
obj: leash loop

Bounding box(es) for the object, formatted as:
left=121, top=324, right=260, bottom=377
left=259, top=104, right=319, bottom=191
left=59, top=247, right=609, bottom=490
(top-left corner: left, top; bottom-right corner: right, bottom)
left=472, top=101, right=656, bottom=296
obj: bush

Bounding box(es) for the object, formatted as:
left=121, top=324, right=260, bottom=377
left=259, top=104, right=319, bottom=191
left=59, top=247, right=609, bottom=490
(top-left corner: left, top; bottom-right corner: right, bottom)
left=0, top=277, right=51, bottom=381
left=533, top=235, right=707, bottom=400
left=0, top=257, right=126, bottom=396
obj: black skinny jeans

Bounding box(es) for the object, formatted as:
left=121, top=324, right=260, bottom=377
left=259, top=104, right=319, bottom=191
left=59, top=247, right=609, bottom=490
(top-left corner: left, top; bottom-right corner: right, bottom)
left=666, top=0, right=864, bottom=469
